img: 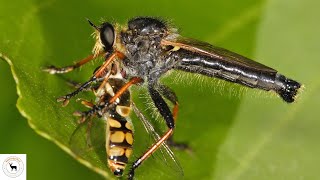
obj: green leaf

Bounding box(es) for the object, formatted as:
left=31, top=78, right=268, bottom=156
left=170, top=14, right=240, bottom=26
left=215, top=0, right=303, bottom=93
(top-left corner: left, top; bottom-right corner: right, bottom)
left=1, top=0, right=318, bottom=179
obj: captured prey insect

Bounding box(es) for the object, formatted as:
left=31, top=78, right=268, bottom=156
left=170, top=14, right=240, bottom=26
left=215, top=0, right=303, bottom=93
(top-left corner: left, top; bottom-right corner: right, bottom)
left=68, top=77, right=182, bottom=177
left=72, top=78, right=135, bottom=176
left=43, top=17, right=301, bottom=179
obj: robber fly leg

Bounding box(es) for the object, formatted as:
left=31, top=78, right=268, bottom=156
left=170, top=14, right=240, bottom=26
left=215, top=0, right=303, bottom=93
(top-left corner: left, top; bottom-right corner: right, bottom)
left=57, top=77, right=98, bottom=106
left=56, top=52, right=123, bottom=106
left=128, top=84, right=176, bottom=180
left=157, top=84, right=191, bottom=152
left=43, top=53, right=104, bottom=74
left=74, top=77, right=143, bottom=125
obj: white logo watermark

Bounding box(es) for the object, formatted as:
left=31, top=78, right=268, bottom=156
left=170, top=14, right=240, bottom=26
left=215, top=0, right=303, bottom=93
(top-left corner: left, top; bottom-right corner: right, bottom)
left=1, top=154, right=26, bottom=179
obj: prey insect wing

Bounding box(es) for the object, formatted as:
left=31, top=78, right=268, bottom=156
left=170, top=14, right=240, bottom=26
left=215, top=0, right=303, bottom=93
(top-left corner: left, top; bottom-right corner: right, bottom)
left=69, top=117, right=108, bottom=167
left=131, top=102, right=184, bottom=177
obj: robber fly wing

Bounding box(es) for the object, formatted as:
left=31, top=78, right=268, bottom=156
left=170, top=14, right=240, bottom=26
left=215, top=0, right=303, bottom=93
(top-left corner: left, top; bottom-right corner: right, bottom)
left=162, top=36, right=277, bottom=73
left=131, top=102, right=184, bottom=177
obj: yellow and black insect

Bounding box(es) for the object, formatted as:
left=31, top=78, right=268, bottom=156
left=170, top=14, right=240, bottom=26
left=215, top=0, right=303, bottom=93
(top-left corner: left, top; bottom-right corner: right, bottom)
left=44, top=17, right=301, bottom=179
left=68, top=77, right=135, bottom=176
left=92, top=78, right=134, bottom=176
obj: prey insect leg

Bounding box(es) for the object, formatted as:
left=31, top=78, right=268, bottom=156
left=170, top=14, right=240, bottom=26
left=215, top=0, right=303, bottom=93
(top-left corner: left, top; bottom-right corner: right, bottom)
left=43, top=52, right=104, bottom=74
left=72, top=98, right=95, bottom=146
left=78, top=77, right=143, bottom=121
left=128, top=84, right=176, bottom=180
left=56, top=52, right=123, bottom=106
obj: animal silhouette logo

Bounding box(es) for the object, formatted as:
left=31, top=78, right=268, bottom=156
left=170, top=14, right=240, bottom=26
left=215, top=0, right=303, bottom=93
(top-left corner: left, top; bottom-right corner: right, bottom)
left=2, top=156, right=25, bottom=178
left=9, top=162, right=17, bottom=171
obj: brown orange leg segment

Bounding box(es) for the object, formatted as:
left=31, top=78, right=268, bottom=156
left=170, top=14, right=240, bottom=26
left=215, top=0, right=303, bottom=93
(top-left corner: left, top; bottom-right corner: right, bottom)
left=93, top=51, right=125, bottom=78
left=167, top=101, right=191, bottom=151
left=77, top=77, right=143, bottom=122
left=43, top=52, right=105, bottom=74
left=109, top=77, right=143, bottom=104
left=73, top=99, right=94, bottom=124
left=155, top=84, right=190, bottom=151
left=172, top=103, right=179, bottom=122
left=128, top=129, right=174, bottom=180
left=128, top=84, right=175, bottom=179
left=140, top=129, right=173, bottom=160
left=56, top=51, right=123, bottom=106
left=80, top=100, right=95, bottom=109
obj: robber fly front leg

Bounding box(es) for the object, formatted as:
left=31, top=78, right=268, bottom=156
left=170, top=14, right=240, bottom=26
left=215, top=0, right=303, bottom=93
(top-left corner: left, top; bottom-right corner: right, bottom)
left=52, top=52, right=123, bottom=106
left=43, top=53, right=104, bottom=74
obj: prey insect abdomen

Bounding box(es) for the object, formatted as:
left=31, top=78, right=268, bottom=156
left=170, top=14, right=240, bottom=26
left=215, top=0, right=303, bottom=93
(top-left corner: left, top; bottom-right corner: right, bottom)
left=172, top=49, right=301, bottom=102
left=106, top=112, right=134, bottom=176
left=100, top=79, right=134, bottom=177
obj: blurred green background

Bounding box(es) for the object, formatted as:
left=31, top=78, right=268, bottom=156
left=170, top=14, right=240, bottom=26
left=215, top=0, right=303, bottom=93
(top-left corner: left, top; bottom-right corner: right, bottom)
left=0, top=0, right=319, bottom=179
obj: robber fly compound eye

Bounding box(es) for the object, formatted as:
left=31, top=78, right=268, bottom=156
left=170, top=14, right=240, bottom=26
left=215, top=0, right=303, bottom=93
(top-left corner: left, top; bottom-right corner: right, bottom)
left=99, top=23, right=115, bottom=51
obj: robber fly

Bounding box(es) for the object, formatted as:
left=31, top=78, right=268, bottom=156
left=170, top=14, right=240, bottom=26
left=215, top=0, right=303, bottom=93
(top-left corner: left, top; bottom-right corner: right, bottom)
left=44, top=17, right=301, bottom=179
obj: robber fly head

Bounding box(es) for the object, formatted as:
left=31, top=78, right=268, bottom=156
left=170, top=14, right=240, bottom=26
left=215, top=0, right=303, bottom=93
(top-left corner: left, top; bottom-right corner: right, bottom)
left=88, top=19, right=116, bottom=56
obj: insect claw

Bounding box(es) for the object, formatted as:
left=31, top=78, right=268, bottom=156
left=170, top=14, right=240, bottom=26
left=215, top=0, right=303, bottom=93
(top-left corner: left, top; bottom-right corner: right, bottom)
left=57, top=96, right=70, bottom=106
left=77, top=116, right=87, bottom=124
left=73, top=111, right=83, bottom=117
left=56, top=96, right=66, bottom=102
left=42, top=66, right=57, bottom=74
left=73, top=111, right=88, bottom=124
left=63, top=99, right=70, bottom=107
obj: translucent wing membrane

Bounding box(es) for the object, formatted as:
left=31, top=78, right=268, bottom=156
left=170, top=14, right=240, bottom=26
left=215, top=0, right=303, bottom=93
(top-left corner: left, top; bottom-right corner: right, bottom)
left=131, top=102, right=184, bottom=177
left=162, top=35, right=302, bottom=103
left=162, top=36, right=277, bottom=73
left=69, top=117, right=109, bottom=168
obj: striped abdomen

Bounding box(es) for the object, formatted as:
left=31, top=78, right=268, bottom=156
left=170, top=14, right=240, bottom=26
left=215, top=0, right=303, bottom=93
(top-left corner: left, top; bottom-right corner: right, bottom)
left=106, top=109, right=133, bottom=176
left=97, top=79, right=133, bottom=176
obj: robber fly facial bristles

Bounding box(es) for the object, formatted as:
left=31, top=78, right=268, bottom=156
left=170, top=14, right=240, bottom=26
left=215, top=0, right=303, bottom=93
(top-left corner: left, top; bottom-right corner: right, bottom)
left=87, top=18, right=99, bottom=31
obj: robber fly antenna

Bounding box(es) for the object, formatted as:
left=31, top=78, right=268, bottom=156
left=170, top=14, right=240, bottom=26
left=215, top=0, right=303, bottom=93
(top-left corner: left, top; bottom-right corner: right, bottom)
left=87, top=18, right=99, bottom=31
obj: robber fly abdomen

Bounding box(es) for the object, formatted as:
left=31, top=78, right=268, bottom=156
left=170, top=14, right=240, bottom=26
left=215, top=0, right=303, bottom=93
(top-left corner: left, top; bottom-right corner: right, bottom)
left=170, top=48, right=300, bottom=103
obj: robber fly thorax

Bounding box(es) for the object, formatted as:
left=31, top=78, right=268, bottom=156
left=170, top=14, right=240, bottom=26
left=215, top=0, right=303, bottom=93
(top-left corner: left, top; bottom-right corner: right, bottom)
left=90, top=18, right=179, bottom=85
left=44, top=17, right=301, bottom=179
